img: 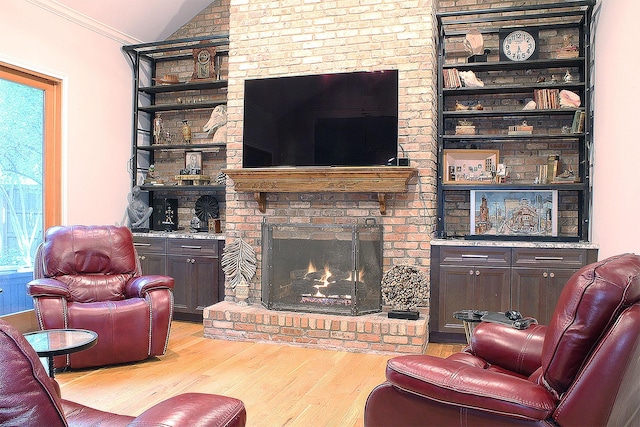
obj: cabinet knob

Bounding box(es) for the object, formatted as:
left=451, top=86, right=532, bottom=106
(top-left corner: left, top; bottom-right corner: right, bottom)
left=139, top=255, right=146, bottom=260
left=543, top=272, right=548, bottom=278
left=550, top=272, right=555, bottom=278
left=469, top=270, right=474, bottom=275
left=475, top=270, right=480, bottom=276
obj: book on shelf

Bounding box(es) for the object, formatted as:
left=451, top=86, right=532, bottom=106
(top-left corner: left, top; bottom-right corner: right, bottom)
left=546, top=155, right=559, bottom=184
left=508, top=123, right=533, bottom=136
left=443, top=68, right=461, bottom=89
left=533, top=88, right=560, bottom=109
left=572, top=110, right=585, bottom=133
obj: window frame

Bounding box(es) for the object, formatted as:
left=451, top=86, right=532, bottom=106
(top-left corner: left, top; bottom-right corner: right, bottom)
left=0, top=62, right=62, bottom=229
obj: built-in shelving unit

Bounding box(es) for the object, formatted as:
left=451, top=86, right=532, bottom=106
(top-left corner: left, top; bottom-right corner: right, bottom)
left=436, top=1, right=594, bottom=242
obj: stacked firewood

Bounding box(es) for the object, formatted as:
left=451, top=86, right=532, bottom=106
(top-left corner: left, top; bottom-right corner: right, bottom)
left=381, top=265, right=429, bottom=311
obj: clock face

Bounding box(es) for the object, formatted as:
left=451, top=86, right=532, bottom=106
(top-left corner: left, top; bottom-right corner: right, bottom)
left=502, top=30, right=537, bottom=61
left=197, top=50, right=211, bottom=64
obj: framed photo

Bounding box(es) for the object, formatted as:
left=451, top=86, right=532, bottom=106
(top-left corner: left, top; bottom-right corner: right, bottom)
left=471, top=190, right=557, bottom=237
left=443, top=149, right=499, bottom=184
left=184, top=151, right=202, bottom=174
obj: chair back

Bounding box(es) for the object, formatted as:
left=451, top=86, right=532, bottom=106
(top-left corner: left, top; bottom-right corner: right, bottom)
left=37, top=225, right=139, bottom=302
left=541, top=253, right=640, bottom=398
left=0, top=319, right=66, bottom=426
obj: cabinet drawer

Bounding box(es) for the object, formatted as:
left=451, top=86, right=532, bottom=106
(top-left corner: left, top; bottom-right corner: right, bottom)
left=439, top=246, right=510, bottom=266
left=133, top=236, right=166, bottom=253
left=512, top=248, right=587, bottom=268
left=168, top=238, right=218, bottom=256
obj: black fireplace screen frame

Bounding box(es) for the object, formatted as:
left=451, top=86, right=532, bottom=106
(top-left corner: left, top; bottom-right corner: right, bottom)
left=261, top=220, right=383, bottom=316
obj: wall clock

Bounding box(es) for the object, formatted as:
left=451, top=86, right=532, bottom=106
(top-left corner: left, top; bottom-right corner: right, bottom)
left=499, top=28, right=539, bottom=62
left=191, top=45, right=217, bottom=81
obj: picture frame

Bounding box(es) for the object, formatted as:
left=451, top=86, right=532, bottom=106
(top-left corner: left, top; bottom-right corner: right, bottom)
left=184, top=151, right=202, bottom=174
left=443, top=149, right=499, bottom=184
left=470, top=190, right=558, bottom=237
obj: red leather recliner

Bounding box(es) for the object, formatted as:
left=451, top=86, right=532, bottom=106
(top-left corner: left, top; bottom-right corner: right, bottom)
left=0, top=318, right=246, bottom=426
left=27, top=225, right=174, bottom=369
left=365, top=253, right=640, bottom=426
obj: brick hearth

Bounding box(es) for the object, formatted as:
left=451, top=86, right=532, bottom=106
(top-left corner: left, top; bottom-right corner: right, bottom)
left=203, top=301, right=428, bottom=355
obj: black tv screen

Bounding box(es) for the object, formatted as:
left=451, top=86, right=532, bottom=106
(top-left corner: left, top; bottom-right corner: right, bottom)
left=243, top=70, right=398, bottom=168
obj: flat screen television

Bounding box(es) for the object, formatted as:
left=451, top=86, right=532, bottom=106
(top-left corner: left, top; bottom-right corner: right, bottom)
left=242, top=70, right=399, bottom=168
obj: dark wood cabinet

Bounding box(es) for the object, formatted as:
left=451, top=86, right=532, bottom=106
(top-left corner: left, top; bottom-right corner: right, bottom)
left=133, top=235, right=224, bottom=322
left=511, top=248, right=597, bottom=325
left=430, top=243, right=597, bottom=342
left=134, top=236, right=166, bottom=276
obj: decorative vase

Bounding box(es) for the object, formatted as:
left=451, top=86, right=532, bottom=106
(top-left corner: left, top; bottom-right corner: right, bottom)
left=181, top=120, right=191, bottom=144
left=235, top=278, right=249, bottom=306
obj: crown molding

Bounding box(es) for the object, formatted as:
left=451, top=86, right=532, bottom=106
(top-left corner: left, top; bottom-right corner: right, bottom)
left=26, top=0, right=141, bottom=44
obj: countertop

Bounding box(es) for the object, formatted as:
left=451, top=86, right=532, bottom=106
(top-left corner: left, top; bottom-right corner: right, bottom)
left=430, top=238, right=598, bottom=250
left=133, top=231, right=225, bottom=240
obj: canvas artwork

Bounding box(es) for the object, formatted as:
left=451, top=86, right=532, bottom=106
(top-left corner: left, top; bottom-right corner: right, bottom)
left=470, top=190, right=557, bottom=237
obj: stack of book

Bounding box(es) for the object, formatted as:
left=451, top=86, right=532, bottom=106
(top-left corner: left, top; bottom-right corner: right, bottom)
left=443, top=68, right=462, bottom=88
left=508, top=123, right=533, bottom=135
left=572, top=110, right=585, bottom=133
left=533, top=89, right=560, bottom=109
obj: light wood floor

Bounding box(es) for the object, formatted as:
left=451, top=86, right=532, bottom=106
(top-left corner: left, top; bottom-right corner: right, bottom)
left=56, top=321, right=464, bottom=427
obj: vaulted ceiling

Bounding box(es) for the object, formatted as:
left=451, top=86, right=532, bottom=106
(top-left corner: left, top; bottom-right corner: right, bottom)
left=54, top=0, right=213, bottom=41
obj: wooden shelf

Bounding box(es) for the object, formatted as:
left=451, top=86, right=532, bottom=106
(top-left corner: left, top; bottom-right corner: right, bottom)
left=222, top=166, right=418, bottom=214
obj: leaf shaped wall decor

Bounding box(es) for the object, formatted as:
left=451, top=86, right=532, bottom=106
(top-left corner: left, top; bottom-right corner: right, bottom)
left=221, top=238, right=257, bottom=289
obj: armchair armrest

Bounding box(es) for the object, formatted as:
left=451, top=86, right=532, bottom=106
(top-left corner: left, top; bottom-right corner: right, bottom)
left=125, top=275, right=175, bottom=298
left=26, top=278, right=71, bottom=299
left=469, top=322, right=547, bottom=376
left=129, top=393, right=246, bottom=427
left=386, top=355, right=556, bottom=422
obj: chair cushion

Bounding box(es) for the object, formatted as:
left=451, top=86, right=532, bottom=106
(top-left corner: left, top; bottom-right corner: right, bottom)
left=542, top=253, right=640, bottom=396
left=41, top=225, right=137, bottom=302
left=0, top=320, right=66, bottom=426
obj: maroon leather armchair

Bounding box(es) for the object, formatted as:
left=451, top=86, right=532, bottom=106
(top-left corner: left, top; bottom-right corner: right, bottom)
left=365, top=253, right=640, bottom=426
left=27, top=225, right=174, bottom=369
left=0, top=318, right=246, bottom=426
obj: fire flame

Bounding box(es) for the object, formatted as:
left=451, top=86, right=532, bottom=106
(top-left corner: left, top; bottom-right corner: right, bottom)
left=306, top=262, right=363, bottom=297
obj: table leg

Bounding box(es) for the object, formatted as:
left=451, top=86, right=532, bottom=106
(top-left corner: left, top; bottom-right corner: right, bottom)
left=47, top=356, right=55, bottom=378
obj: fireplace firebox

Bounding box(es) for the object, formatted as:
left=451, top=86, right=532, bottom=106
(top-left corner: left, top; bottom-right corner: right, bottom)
left=261, top=221, right=383, bottom=315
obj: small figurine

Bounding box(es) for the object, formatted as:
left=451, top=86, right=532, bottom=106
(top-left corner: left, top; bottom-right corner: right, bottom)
left=127, top=186, right=153, bottom=231
left=153, top=115, right=163, bottom=144
left=458, top=70, right=484, bottom=88
left=563, top=70, right=573, bottom=83
left=182, top=120, right=192, bottom=144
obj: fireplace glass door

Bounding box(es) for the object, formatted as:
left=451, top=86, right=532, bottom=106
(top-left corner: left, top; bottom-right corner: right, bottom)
left=262, top=222, right=383, bottom=315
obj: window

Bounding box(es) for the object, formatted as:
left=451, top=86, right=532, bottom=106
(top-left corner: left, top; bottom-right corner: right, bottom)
left=0, top=62, right=61, bottom=315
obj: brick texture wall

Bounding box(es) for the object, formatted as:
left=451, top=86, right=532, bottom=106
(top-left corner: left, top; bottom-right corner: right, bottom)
left=224, top=0, right=439, bottom=303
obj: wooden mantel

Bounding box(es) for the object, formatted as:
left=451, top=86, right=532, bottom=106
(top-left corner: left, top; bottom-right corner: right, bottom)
left=221, top=166, right=418, bottom=214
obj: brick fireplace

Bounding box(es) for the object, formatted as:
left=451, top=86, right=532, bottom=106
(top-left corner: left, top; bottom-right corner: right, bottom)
left=199, top=0, right=438, bottom=354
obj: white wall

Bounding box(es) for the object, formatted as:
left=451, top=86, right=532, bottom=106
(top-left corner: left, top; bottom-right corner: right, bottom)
left=592, top=0, right=640, bottom=259
left=1, top=0, right=137, bottom=226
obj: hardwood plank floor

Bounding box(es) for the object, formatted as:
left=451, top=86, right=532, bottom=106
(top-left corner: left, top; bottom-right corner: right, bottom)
left=55, top=321, right=464, bottom=427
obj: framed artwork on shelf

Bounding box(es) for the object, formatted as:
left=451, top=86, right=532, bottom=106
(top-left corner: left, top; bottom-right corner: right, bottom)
left=184, top=151, right=202, bottom=175
left=443, top=149, right=499, bottom=184
left=470, top=190, right=558, bottom=237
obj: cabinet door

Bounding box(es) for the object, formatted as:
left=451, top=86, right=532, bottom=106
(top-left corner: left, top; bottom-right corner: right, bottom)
left=137, top=252, right=166, bottom=275
left=511, top=267, right=548, bottom=323
left=167, top=255, right=191, bottom=314
left=438, top=265, right=510, bottom=334
left=166, top=254, right=218, bottom=317
left=474, top=267, right=511, bottom=313
left=133, top=237, right=166, bottom=275
left=190, top=255, right=217, bottom=314
left=439, top=265, right=474, bottom=334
